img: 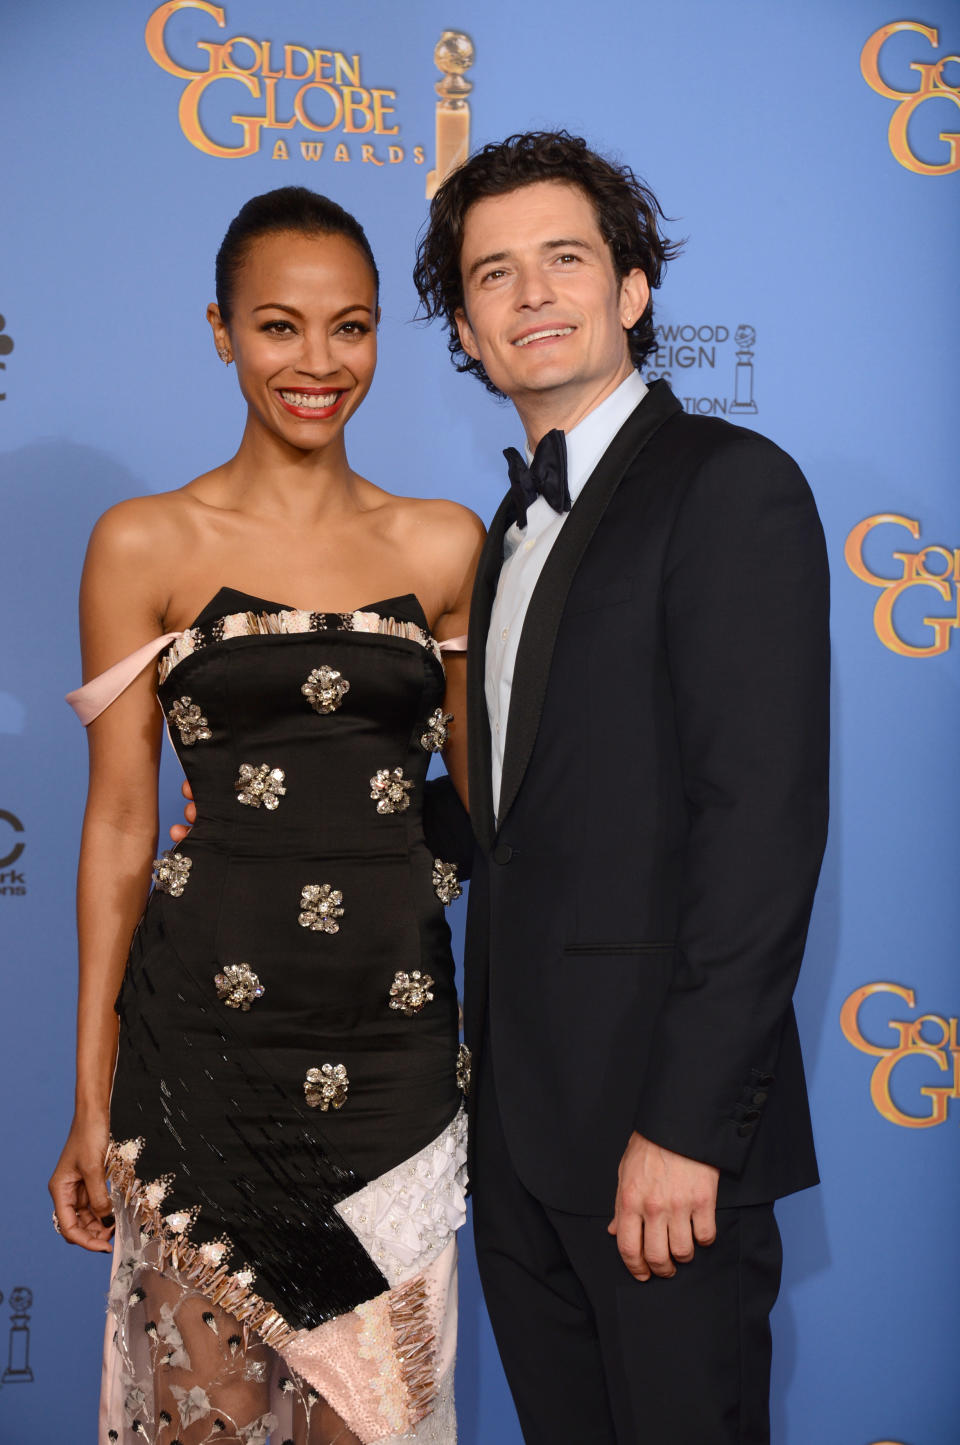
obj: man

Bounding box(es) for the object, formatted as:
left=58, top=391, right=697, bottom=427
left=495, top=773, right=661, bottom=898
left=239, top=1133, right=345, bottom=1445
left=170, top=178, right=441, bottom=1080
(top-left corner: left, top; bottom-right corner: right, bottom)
left=413, top=131, right=829, bottom=1443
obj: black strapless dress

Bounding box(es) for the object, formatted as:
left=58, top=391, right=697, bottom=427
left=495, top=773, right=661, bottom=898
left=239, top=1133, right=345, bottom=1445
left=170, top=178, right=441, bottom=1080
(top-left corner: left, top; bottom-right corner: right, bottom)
left=96, top=588, right=467, bottom=1445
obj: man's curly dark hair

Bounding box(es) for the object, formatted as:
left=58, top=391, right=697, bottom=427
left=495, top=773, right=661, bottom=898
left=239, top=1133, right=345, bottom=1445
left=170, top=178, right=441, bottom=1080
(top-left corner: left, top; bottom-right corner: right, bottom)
left=413, top=131, right=681, bottom=396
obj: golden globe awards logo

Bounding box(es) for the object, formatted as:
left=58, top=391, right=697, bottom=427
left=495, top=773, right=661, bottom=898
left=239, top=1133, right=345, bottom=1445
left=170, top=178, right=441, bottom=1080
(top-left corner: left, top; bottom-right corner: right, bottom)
left=145, top=2, right=474, bottom=184
left=845, top=514, right=959, bottom=657
left=861, top=21, right=960, bottom=175
left=646, top=322, right=758, bottom=416
left=841, top=983, right=960, bottom=1128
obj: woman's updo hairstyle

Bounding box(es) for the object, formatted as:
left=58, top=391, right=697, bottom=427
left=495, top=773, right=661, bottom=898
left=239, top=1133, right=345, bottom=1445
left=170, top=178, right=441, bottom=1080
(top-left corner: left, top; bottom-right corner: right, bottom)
left=215, top=186, right=380, bottom=324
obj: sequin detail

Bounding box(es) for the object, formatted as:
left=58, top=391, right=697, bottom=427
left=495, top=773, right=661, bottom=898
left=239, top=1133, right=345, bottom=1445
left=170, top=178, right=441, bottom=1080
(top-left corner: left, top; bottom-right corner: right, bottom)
left=214, top=963, right=265, bottom=1011
left=456, top=1044, right=471, bottom=1096
left=105, top=1138, right=293, bottom=1351
left=298, top=883, right=344, bottom=934
left=301, top=665, right=350, bottom=715
left=304, top=1064, right=349, bottom=1111
left=336, top=1108, right=467, bottom=1287
left=158, top=607, right=442, bottom=681
left=370, top=767, right=413, bottom=815
left=389, top=970, right=434, bottom=1017
left=420, top=709, right=453, bottom=752
left=431, top=859, right=461, bottom=906
left=152, top=851, right=192, bottom=897
left=166, top=696, right=212, bottom=745
left=235, top=763, right=286, bottom=810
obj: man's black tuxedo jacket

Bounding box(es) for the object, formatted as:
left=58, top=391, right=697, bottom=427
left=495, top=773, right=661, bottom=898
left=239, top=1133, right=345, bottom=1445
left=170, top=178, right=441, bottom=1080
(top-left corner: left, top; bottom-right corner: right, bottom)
left=449, top=379, right=829, bottom=1216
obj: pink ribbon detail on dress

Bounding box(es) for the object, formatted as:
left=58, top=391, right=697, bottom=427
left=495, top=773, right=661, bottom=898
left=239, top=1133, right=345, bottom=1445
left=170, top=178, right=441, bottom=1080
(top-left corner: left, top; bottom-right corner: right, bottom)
left=436, top=635, right=468, bottom=654
left=65, top=632, right=183, bottom=726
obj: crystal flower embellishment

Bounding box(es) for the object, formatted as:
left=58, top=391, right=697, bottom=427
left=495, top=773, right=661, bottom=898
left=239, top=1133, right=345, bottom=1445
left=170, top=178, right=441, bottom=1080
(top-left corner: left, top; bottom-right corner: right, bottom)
left=166, top=697, right=212, bottom=745
left=389, top=969, right=435, bottom=1016
left=214, top=962, right=265, bottom=1011
left=152, top=851, right=192, bottom=897
left=420, top=708, right=453, bottom=752
left=456, top=1043, right=472, bottom=1096
left=370, top=767, right=413, bottom=814
left=236, top=763, right=286, bottom=809
left=302, top=665, right=350, bottom=715
left=304, top=1063, right=349, bottom=1110
left=432, top=859, right=462, bottom=905
left=298, top=883, right=344, bottom=934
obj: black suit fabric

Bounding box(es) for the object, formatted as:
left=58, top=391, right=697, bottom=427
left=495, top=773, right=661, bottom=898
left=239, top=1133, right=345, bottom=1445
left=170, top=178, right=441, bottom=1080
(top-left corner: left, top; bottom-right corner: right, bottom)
left=463, top=380, right=829, bottom=1217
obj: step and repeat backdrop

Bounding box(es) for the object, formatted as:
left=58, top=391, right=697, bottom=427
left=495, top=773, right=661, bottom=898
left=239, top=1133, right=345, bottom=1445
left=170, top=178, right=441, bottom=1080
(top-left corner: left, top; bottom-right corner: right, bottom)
left=1, top=2, right=957, bottom=1440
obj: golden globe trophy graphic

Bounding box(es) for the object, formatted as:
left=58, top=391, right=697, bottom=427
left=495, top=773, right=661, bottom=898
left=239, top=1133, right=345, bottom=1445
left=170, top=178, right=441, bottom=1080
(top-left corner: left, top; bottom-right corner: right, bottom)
left=426, top=31, right=475, bottom=199
left=1, top=1286, right=34, bottom=1385
left=729, top=324, right=757, bottom=414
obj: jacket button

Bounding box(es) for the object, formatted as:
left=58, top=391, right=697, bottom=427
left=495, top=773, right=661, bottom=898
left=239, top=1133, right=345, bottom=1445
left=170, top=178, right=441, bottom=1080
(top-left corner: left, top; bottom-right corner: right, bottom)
left=492, top=842, right=513, bottom=865
left=737, top=1123, right=753, bottom=1137
left=752, top=1090, right=768, bottom=1105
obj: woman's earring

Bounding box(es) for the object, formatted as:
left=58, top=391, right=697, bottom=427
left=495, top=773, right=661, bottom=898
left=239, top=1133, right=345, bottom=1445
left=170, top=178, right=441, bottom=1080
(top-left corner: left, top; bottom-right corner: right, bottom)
left=217, top=347, right=232, bottom=364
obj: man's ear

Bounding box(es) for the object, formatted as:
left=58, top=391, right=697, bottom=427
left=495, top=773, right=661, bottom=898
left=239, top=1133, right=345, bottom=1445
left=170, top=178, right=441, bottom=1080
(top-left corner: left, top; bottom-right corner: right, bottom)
left=619, top=269, right=650, bottom=330
left=455, top=307, right=480, bottom=362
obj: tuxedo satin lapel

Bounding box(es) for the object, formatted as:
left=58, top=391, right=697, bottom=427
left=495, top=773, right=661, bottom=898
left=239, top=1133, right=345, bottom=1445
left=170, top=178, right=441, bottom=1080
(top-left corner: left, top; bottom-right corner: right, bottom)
left=497, top=381, right=683, bottom=830
left=467, top=491, right=515, bottom=852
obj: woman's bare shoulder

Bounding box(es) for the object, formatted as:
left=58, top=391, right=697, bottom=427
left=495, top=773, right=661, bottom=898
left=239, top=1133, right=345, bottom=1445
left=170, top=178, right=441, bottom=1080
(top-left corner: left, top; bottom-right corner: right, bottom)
left=86, top=486, right=202, bottom=562
left=390, top=494, right=486, bottom=553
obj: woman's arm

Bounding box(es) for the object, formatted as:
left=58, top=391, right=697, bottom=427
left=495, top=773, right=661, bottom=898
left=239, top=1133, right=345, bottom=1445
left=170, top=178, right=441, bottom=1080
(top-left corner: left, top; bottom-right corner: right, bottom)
left=428, top=504, right=486, bottom=812
left=49, top=502, right=167, bottom=1252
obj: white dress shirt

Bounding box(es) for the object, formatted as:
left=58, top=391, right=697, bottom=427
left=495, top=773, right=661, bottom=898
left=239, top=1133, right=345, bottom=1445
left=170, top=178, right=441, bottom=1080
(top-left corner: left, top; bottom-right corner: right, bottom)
left=485, top=370, right=648, bottom=815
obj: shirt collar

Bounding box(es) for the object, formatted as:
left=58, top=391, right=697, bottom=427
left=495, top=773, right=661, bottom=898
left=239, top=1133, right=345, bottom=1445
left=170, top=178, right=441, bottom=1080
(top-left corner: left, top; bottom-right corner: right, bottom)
left=521, top=370, right=648, bottom=503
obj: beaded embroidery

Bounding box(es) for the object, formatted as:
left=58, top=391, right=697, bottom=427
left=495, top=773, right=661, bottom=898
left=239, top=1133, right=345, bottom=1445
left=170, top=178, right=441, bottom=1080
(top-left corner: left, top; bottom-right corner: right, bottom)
left=431, top=860, right=461, bottom=906
left=158, top=607, right=442, bottom=682
left=214, top=963, right=265, bottom=1011
left=420, top=708, right=453, bottom=752
left=235, top=764, right=286, bottom=810
left=298, top=883, right=344, bottom=934
left=301, top=665, right=350, bottom=715
left=370, top=768, right=413, bottom=815
left=304, top=1063, right=349, bottom=1111
left=166, top=697, right=212, bottom=745
left=389, top=970, right=435, bottom=1016
left=152, top=851, right=192, bottom=898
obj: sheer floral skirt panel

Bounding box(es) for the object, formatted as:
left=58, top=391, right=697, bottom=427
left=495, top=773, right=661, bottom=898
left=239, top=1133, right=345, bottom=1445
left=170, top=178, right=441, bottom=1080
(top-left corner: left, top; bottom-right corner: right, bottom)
left=99, top=1199, right=458, bottom=1444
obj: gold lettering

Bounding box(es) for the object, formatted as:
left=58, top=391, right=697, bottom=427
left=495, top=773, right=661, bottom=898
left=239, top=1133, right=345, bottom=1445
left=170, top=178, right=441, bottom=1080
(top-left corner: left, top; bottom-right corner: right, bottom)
left=871, top=1046, right=952, bottom=1127
left=413, top=146, right=425, bottom=165
left=315, top=49, right=334, bottom=80
left=844, top=513, right=917, bottom=586
left=300, top=141, right=325, bottom=160
left=840, top=983, right=916, bottom=1057
left=333, top=142, right=350, bottom=162
left=342, top=87, right=374, bottom=134
left=361, top=144, right=384, bottom=166
left=222, top=36, right=260, bottom=73
left=372, top=88, right=399, bottom=135
left=861, top=21, right=939, bottom=100
left=872, top=577, right=957, bottom=657
left=263, top=78, right=295, bottom=131
left=272, top=139, right=289, bottom=160
left=388, top=145, right=404, bottom=163
left=887, top=85, right=960, bottom=176
left=334, top=53, right=361, bottom=86
left=260, top=40, right=283, bottom=80
left=178, top=71, right=263, bottom=158
left=284, top=44, right=313, bottom=80
left=294, top=81, right=343, bottom=133
left=145, top=0, right=226, bottom=79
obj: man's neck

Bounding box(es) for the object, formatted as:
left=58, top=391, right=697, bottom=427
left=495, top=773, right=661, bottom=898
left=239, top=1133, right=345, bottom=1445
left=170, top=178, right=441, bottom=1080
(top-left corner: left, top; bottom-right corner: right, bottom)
left=515, top=359, right=637, bottom=449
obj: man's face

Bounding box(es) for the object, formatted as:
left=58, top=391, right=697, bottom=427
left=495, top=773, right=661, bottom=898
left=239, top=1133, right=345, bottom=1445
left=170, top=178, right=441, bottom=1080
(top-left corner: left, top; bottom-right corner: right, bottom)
left=455, top=180, right=648, bottom=417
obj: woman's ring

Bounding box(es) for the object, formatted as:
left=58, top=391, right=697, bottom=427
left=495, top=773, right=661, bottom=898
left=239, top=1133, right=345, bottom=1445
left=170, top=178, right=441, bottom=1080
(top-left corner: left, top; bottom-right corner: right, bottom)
left=52, top=1210, right=62, bottom=1236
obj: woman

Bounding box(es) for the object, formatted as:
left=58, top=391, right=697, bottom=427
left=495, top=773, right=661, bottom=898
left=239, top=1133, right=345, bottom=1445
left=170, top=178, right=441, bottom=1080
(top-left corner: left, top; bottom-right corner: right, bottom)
left=49, top=187, right=483, bottom=1444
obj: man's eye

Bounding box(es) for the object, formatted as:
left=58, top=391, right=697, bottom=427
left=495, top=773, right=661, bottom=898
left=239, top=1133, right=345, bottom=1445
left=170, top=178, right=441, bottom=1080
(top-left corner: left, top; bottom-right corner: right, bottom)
left=556, top=253, right=579, bottom=265
left=482, top=268, right=507, bottom=283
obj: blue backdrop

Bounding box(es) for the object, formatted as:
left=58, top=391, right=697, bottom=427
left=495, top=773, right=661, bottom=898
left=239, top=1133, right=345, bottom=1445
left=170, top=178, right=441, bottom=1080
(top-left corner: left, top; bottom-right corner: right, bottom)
left=2, top=3, right=958, bottom=1441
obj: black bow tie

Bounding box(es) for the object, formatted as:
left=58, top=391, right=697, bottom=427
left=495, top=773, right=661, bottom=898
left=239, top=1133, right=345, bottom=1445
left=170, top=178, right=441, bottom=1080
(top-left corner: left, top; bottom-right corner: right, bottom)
left=503, top=428, right=571, bottom=530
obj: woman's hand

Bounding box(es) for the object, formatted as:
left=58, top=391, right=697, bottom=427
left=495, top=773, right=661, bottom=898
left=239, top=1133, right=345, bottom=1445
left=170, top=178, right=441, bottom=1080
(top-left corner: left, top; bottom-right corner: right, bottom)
left=49, top=1114, right=114, bottom=1253
left=170, top=778, right=196, bottom=845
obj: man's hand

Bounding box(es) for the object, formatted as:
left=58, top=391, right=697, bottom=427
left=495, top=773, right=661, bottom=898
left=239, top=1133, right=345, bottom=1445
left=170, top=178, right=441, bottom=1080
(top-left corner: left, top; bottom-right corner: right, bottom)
left=607, top=1131, right=719, bottom=1281
left=170, top=779, right=195, bottom=844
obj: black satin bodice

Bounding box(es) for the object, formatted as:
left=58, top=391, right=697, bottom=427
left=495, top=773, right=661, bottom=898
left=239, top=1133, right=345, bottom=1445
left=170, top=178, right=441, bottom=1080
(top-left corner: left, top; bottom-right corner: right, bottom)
left=111, top=588, right=460, bottom=1328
